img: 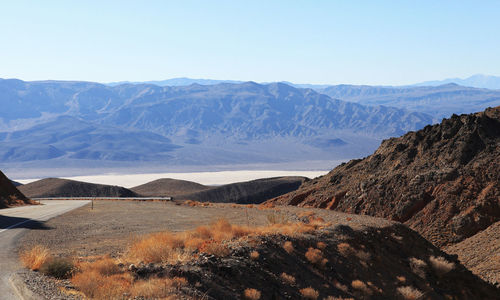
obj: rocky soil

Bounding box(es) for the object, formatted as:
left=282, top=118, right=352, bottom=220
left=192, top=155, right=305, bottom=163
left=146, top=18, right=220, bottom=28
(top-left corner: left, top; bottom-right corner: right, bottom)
left=0, top=170, right=31, bottom=208
left=445, top=221, right=500, bottom=287
left=267, top=106, right=500, bottom=248
left=19, top=178, right=139, bottom=198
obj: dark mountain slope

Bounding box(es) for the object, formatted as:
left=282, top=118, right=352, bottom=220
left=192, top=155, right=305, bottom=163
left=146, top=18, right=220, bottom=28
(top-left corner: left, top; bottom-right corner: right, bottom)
left=267, top=106, right=500, bottom=247
left=19, top=178, right=139, bottom=198
left=0, top=170, right=31, bottom=208
left=179, top=176, right=307, bottom=204
left=131, top=178, right=211, bottom=197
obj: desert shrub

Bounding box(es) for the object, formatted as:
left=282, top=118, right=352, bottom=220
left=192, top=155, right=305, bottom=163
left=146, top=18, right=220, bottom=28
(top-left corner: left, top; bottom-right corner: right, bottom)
left=333, top=280, right=348, bottom=292
left=250, top=250, right=260, bottom=260
left=20, top=245, right=51, bottom=271
left=397, top=286, right=423, bottom=300
left=409, top=257, right=427, bottom=278
left=429, top=255, right=454, bottom=276
left=280, top=272, right=295, bottom=284
left=244, top=288, right=261, bottom=300
left=283, top=241, right=294, bottom=253
left=40, top=257, right=74, bottom=279
left=337, top=243, right=353, bottom=257
left=300, top=287, right=319, bottom=299
left=305, top=247, right=328, bottom=266
left=200, top=242, right=231, bottom=257
left=355, top=250, right=371, bottom=261
left=78, top=256, right=120, bottom=276
left=316, top=241, right=327, bottom=249
left=396, top=275, right=406, bottom=283
left=351, top=280, right=372, bottom=295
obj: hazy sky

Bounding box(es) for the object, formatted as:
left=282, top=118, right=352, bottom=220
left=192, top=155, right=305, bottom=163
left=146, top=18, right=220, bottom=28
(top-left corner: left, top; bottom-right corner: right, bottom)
left=1, top=1, right=499, bottom=85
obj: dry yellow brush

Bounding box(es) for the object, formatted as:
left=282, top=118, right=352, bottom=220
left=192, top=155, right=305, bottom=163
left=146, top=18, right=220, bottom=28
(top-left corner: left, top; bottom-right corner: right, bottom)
left=20, top=217, right=330, bottom=299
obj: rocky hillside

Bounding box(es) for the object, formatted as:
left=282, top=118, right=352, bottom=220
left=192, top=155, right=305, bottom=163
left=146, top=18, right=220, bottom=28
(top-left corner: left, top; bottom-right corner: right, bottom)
left=0, top=170, right=31, bottom=208
left=131, top=178, right=211, bottom=197
left=267, top=106, right=500, bottom=247
left=19, top=178, right=139, bottom=198
left=178, top=177, right=307, bottom=204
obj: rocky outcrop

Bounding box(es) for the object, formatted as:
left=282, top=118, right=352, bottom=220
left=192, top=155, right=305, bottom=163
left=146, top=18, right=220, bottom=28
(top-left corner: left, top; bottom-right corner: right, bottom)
left=0, top=170, right=31, bottom=208
left=267, top=106, right=500, bottom=247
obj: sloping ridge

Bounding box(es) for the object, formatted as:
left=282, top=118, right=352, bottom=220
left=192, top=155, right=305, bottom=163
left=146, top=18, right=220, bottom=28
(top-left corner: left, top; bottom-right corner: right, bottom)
left=0, top=170, right=31, bottom=208
left=179, top=176, right=307, bottom=204
left=131, top=178, right=211, bottom=197
left=267, top=106, right=500, bottom=247
left=19, top=178, right=138, bottom=198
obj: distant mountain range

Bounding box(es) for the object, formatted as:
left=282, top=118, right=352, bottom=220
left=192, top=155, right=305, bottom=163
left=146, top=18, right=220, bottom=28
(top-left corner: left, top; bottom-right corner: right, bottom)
left=0, top=79, right=436, bottom=168
left=413, top=74, right=500, bottom=90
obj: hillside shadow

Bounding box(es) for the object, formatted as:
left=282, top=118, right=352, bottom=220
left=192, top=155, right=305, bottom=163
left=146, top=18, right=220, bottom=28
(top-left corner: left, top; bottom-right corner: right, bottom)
left=0, top=215, right=51, bottom=230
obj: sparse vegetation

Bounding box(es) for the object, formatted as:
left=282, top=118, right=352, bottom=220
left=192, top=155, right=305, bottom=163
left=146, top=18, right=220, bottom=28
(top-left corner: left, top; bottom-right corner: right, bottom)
left=429, top=255, right=454, bottom=276
left=40, top=257, right=74, bottom=279
left=397, top=286, right=424, bottom=300
left=305, top=247, right=328, bottom=267
left=20, top=245, right=51, bottom=271
left=280, top=272, right=295, bottom=284
left=409, top=257, right=427, bottom=278
left=283, top=241, right=294, bottom=253
left=337, top=242, right=353, bottom=257
left=250, top=250, right=260, bottom=260
left=300, top=287, right=319, bottom=299
left=244, top=288, right=261, bottom=300
left=351, top=280, right=372, bottom=295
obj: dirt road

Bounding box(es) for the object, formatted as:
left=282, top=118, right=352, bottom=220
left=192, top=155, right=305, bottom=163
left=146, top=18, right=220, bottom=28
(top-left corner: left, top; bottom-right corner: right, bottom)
left=0, top=200, right=89, bottom=300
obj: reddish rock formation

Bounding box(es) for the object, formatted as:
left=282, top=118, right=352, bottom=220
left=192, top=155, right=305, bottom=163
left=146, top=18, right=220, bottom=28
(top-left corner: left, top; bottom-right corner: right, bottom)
left=267, top=106, right=500, bottom=247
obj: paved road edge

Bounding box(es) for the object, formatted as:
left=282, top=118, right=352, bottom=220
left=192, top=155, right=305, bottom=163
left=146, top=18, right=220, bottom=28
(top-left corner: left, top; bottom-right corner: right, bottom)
left=9, top=273, right=36, bottom=300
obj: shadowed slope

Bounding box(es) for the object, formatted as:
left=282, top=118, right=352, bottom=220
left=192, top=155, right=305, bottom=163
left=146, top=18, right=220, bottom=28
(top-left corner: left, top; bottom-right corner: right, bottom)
left=0, top=170, right=31, bottom=208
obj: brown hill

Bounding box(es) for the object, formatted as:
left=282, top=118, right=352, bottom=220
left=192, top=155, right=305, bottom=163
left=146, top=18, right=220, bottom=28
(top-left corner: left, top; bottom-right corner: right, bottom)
left=19, top=178, right=139, bottom=198
left=178, top=176, right=307, bottom=204
left=445, top=221, right=500, bottom=287
left=131, top=178, right=211, bottom=197
left=0, top=170, right=31, bottom=208
left=267, top=106, right=500, bottom=247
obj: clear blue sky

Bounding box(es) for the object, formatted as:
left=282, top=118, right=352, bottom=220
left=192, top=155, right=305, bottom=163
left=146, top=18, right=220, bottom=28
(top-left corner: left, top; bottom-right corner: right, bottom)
left=1, top=0, right=499, bottom=85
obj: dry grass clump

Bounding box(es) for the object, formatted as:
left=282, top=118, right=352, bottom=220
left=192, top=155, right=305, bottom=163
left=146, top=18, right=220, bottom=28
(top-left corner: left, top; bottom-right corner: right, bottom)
left=77, top=256, right=120, bottom=276
left=351, top=280, right=372, bottom=295
left=250, top=250, right=260, bottom=260
left=127, top=218, right=326, bottom=264
left=333, top=280, right=348, bottom=292
left=429, top=255, right=454, bottom=276
left=258, top=202, right=275, bottom=209
left=397, top=286, right=424, bottom=300
left=72, top=270, right=132, bottom=299
left=184, top=200, right=211, bottom=207
left=283, top=241, right=294, bottom=254
left=316, top=241, right=327, bottom=249
left=300, top=287, right=319, bottom=299
left=337, top=242, right=354, bottom=257
left=20, top=245, right=51, bottom=271
left=244, top=288, right=261, bottom=300
left=409, top=257, right=427, bottom=278
left=280, top=272, right=296, bottom=284
left=305, top=247, right=328, bottom=267
left=396, top=275, right=406, bottom=283
left=130, top=277, right=187, bottom=299
left=39, top=257, right=74, bottom=279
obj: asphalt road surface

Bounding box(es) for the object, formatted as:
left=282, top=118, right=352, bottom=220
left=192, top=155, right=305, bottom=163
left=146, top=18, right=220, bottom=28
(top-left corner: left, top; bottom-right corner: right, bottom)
left=0, top=200, right=89, bottom=300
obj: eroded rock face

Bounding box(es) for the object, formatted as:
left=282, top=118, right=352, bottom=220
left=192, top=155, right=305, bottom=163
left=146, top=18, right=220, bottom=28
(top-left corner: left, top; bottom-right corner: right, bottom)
left=267, top=107, right=500, bottom=247
left=0, top=170, right=30, bottom=208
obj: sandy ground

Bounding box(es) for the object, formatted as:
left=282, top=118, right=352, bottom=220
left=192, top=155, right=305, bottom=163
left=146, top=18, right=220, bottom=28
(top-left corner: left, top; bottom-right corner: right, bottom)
left=18, top=200, right=393, bottom=258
